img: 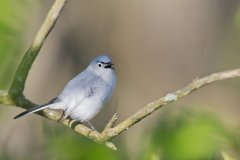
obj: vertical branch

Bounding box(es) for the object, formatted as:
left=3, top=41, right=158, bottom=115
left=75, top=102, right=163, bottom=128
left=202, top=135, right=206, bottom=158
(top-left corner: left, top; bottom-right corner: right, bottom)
left=9, top=0, right=67, bottom=104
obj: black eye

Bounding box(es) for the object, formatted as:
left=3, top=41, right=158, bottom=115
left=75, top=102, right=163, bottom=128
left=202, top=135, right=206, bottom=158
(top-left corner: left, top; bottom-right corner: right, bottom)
left=98, top=63, right=102, bottom=67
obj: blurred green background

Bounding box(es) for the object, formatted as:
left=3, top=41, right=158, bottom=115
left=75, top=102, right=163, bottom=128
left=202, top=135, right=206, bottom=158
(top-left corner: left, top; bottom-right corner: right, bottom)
left=1, top=0, right=240, bottom=159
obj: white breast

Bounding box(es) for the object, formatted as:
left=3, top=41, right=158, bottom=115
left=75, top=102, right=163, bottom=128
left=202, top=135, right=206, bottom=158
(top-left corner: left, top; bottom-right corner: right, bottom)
left=69, top=77, right=115, bottom=122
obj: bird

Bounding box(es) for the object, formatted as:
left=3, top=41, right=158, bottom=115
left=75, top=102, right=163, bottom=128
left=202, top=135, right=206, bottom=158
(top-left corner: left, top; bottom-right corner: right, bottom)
left=14, top=55, right=116, bottom=129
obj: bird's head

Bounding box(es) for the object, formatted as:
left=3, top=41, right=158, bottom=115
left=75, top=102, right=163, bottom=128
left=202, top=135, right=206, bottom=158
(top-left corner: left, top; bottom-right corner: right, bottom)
left=87, top=54, right=115, bottom=77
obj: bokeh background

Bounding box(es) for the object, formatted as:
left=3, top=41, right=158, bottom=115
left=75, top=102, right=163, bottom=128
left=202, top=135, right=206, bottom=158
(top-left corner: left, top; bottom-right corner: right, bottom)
left=1, top=0, right=240, bottom=159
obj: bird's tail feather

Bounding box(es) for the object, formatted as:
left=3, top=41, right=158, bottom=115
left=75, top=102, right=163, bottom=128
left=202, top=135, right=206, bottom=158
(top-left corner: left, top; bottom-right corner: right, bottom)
left=14, top=98, right=59, bottom=119
left=14, top=104, right=49, bottom=119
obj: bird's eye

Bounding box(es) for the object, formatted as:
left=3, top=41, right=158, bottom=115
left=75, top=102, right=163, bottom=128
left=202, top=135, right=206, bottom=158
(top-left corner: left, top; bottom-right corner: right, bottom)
left=98, top=63, right=102, bottom=67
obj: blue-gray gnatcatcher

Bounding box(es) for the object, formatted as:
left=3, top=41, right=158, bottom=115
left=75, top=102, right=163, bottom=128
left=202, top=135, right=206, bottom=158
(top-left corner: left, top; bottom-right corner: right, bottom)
left=14, top=55, right=116, bottom=129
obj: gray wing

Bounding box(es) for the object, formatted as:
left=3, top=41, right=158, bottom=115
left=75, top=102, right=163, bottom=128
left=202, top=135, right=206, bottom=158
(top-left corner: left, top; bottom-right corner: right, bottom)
left=58, top=71, right=103, bottom=104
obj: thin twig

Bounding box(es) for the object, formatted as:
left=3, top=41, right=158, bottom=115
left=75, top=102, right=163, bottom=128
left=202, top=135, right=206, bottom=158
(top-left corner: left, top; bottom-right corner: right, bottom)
left=103, top=113, right=118, bottom=132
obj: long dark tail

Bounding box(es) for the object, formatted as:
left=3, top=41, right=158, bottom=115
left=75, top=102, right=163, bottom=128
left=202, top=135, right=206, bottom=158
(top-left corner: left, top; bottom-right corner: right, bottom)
left=14, top=97, right=59, bottom=119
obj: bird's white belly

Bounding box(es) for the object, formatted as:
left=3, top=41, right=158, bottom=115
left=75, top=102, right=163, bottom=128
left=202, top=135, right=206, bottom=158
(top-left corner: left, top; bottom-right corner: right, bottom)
left=66, top=77, right=114, bottom=122
left=69, top=97, right=103, bottom=122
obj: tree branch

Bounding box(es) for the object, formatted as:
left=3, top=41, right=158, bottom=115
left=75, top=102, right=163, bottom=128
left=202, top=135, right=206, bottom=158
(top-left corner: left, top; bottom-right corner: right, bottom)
left=104, top=69, right=240, bottom=139
left=57, top=68, right=240, bottom=150
left=1, top=0, right=240, bottom=151
left=9, top=0, right=67, bottom=105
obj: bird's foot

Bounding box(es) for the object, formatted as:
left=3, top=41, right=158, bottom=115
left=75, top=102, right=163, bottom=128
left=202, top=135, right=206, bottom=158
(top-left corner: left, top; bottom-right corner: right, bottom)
left=57, top=110, right=66, bottom=123
left=86, top=121, right=96, bottom=131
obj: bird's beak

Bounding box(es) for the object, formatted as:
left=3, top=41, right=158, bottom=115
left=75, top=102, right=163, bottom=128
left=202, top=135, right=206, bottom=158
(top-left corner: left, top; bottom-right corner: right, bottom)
left=104, top=63, right=114, bottom=69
